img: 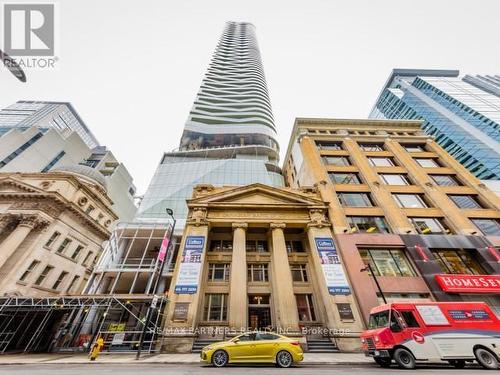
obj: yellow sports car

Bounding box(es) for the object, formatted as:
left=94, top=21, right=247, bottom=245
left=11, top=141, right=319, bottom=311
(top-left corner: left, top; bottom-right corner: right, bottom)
left=200, top=332, right=304, bottom=368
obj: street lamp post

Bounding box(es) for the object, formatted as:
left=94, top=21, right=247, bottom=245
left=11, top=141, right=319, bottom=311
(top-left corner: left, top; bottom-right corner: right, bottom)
left=0, top=49, right=27, bottom=82
left=360, top=263, right=387, bottom=304
left=136, top=208, right=176, bottom=360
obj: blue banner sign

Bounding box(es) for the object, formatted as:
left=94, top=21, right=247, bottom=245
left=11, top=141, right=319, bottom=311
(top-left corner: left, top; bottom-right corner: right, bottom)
left=315, top=237, right=351, bottom=295
left=174, top=236, right=205, bottom=294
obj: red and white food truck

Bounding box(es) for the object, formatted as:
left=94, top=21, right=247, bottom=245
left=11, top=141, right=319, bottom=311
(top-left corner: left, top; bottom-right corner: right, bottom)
left=361, top=301, right=500, bottom=369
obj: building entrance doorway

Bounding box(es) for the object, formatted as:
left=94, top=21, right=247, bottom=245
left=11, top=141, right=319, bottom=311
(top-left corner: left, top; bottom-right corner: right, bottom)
left=248, top=294, right=271, bottom=330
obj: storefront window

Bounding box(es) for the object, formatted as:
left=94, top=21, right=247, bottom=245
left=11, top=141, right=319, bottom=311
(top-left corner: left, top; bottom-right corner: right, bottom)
left=431, top=249, right=485, bottom=275
left=203, top=294, right=227, bottom=321
left=296, top=294, right=316, bottom=321
left=359, top=248, right=416, bottom=277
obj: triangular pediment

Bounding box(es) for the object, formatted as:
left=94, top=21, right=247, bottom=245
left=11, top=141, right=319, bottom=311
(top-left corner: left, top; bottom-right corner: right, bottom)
left=189, top=183, right=324, bottom=207
left=0, top=177, right=45, bottom=195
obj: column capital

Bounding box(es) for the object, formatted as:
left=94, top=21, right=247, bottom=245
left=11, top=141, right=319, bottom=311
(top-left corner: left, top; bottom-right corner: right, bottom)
left=17, top=214, right=50, bottom=230
left=270, top=222, right=286, bottom=230
left=188, top=207, right=209, bottom=227
left=308, top=208, right=331, bottom=229
left=232, top=222, right=248, bottom=230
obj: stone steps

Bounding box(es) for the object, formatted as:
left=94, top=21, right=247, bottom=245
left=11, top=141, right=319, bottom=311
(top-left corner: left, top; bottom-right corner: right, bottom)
left=191, top=340, right=219, bottom=353
left=307, top=339, right=339, bottom=353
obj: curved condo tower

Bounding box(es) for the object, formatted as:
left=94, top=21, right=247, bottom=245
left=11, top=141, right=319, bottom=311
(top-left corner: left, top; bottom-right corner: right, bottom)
left=137, top=22, right=283, bottom=225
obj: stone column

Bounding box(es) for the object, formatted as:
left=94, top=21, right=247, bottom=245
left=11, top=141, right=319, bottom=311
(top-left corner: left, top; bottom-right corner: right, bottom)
left=229, top=222, right=248, bottom=331
left=270, top=222, right=300, bottom=332
left=0, top=216, right=39, bottom=269
left=165, top=222, right=209, bottom=329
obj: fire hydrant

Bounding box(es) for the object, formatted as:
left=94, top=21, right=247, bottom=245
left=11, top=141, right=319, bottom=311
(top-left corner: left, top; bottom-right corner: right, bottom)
left=90, top=337, right=104, bottom=361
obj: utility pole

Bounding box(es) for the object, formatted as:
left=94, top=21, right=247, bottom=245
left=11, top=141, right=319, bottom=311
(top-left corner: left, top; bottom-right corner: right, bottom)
left=361, top=263, right=387, bottom=304
left=136, top=208, right=176, bottom=359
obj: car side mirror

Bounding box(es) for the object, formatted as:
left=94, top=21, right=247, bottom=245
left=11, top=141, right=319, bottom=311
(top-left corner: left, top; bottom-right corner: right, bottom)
left=233, top=338, right=240, bottom=343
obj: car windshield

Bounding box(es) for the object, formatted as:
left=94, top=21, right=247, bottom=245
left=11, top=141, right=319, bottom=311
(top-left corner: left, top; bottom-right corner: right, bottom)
left=368, top=310, right=390, bottom=329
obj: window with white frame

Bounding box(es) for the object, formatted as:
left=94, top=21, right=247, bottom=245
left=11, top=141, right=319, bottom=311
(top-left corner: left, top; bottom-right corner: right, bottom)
left=296, top=294, right=316, bottom=321
left=56, top=238, right=72, bottom=254
left=207, top=263, right=230, bottom=281
left=291, top=264, right=308, bottom=282
left=203, top=294, right=227, bottom=321
left=248, top=263, right=269, bottom=282
left=44, top=231, right=60, bottom=248
left=19, top=260, right=40, bottom=282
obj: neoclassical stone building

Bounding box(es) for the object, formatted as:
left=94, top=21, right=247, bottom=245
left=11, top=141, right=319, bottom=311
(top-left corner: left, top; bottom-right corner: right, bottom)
left=164, top=183, right=364, bottom=352
left=0, top=166, right=118, bottom=297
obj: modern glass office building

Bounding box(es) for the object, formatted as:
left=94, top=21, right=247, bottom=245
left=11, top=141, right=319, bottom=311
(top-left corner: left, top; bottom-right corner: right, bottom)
left=0, top=101, right=137, bottom=220
left=0, top=100, right=100, bottom=148
left=370, top=69, right=500, bottom=184
left=136, top=22, right=283, bottom=226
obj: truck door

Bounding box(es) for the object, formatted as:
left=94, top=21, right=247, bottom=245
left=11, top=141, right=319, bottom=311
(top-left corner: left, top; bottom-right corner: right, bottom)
left=397, top=309, right=435, bottom=360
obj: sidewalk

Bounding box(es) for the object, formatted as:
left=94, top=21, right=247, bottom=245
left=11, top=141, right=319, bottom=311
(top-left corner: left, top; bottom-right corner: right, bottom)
left=0, top=353, right=374, bottom=366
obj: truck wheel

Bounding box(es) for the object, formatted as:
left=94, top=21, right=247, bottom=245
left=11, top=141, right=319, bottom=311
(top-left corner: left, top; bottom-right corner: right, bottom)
left=474, top=347, right=500, bottom=370
left=448, top=359, right=466, bottom=369
left=394, top=348, right=416, bottom=369
left=374, top=357, right=392, bottom=367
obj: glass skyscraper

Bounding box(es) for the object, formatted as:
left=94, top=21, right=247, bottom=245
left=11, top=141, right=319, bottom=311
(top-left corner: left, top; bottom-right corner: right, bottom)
left=137, top=22, right=283, bottom=226
left=370, top=69, right=500, bottom=183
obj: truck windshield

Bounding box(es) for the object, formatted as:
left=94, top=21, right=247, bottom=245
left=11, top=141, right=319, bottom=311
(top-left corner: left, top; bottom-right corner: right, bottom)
left=368, top=310, right=390, bottom=329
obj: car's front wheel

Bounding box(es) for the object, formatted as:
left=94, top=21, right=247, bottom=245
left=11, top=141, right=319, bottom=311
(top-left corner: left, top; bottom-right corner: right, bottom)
left=212, top=350, right=228, bottom=367
left=276, top=350, right=293, bottom=368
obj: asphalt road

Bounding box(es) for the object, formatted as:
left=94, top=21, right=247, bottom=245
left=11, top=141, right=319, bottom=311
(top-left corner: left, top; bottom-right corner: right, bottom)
left=0, top=364, right=488, bottom=375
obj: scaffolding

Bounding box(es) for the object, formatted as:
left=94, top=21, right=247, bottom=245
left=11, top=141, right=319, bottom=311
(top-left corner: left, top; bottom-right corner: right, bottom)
left=0, top=295, right=168, bottom=354
left=0, top=220, right=177, bottom=355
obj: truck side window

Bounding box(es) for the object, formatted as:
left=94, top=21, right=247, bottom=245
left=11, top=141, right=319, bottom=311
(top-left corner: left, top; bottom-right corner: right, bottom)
left=401, top=311, right=420, bottom=328
left=390, top=310, right=402, bottom=332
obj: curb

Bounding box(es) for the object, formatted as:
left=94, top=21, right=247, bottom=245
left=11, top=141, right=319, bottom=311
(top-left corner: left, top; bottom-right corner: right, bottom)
left=0, top=360, right=376, bottom=366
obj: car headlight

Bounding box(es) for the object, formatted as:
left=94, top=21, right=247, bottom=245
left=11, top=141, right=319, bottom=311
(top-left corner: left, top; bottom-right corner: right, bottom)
left=361, top=338, right=365, bottom=343
left=374, top=336, right=379, bottom=342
